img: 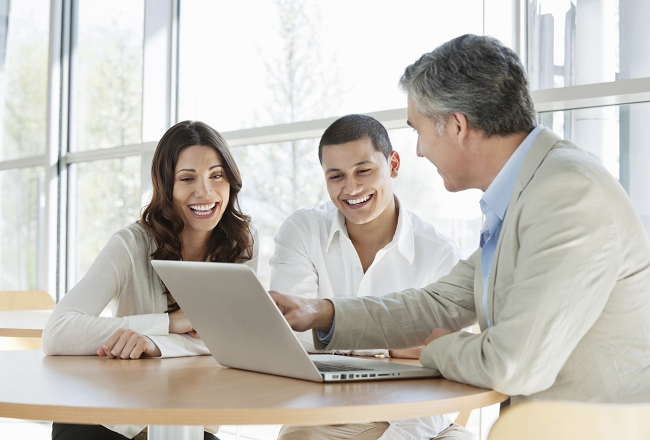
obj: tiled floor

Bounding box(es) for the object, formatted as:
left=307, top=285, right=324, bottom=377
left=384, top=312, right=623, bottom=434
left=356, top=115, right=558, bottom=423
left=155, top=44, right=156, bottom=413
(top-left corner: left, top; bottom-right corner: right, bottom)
left=0, top=405, right=498, bottom=440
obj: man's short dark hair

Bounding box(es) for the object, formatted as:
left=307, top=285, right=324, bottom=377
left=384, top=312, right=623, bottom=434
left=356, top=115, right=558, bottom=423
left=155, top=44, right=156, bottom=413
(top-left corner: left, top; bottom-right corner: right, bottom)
left=318, top=114, right=393, bottom=163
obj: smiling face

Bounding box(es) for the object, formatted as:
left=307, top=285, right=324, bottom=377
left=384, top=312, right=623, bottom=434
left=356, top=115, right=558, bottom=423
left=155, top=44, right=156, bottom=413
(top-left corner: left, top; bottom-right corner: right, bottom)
left=407, top=94, right=468, bottom=192
left=321, top=137, right=399, bottom=227
left=173, top=145, right=231, bottom=241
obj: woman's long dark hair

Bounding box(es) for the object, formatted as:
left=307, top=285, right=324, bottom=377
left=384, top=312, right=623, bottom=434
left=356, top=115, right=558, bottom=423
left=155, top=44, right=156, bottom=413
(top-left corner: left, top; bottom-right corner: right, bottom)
left=139, top=120, right=254, bottom=311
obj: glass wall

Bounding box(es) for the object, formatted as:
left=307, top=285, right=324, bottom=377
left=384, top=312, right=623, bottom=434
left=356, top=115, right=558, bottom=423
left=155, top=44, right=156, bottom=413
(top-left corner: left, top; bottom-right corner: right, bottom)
left=0, top=0, right=645, bottom=317
left=181, top=0, right=489, bottom=288
left=0, top=0, right=50, bottom=161
left=178, top=0, right=484, bottom=131
left=233, top=138, right=327, bottom=287
left=0, top=0, right=49, bottom=292
left=72, top=0, right=144, bottom=152
left=0, top=167, right=44, bottom=290
left=68, top=157, right=141, bottom=285
left=528, top=0, right=650, bottom=90
left=529, top=0, right=650, bottom=237
left=64, top=1, right=146, bottom=289
left=390, top=129, right=482, bottom=258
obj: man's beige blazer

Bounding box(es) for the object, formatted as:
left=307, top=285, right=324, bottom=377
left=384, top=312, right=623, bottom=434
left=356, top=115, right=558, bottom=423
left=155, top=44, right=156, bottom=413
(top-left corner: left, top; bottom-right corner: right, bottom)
left=316, top=128, right=650, bottom=404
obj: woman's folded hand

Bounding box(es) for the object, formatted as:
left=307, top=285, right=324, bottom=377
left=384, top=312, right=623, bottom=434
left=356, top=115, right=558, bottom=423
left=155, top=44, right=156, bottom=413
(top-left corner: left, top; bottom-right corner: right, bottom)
left=98, top=328, right=161, bottom=359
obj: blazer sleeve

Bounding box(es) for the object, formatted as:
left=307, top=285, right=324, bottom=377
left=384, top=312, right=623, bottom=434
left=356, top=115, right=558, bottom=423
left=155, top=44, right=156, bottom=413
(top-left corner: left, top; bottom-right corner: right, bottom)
left=315, top=250, right=478, bottom=352
left=422, top=167, right=619, bottom=395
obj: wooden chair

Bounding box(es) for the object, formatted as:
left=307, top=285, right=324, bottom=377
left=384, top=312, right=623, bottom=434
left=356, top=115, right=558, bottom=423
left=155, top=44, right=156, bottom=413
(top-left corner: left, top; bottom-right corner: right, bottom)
left=487, top=400, right=650, bottom=440
left=0, top=290, right=55, bottom=350
left=454, top=408, right=472, bottom=427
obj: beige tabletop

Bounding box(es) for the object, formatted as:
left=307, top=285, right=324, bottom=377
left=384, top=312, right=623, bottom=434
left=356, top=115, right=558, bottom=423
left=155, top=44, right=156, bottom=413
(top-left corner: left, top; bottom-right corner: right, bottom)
left=0, top=310, right=51, bottom=337
left=0, top=350, right=507, bottom=426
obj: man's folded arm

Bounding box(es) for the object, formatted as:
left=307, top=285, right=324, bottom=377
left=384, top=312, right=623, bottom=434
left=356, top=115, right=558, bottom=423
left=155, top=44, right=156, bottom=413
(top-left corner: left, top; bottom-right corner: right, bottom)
left=423, top=169, right=619, bottom=395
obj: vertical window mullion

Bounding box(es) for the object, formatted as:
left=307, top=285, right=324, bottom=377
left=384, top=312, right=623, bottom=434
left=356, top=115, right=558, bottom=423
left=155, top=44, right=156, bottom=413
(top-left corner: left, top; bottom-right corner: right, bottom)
left=141, top=0, right=174, bottom=209
left=44, top=0, right=69, bottom=300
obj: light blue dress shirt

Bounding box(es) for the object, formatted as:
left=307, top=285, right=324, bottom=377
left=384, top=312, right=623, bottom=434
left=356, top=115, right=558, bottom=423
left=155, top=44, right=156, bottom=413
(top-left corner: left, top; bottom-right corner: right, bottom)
left=479, top=125, right=544, bottom=327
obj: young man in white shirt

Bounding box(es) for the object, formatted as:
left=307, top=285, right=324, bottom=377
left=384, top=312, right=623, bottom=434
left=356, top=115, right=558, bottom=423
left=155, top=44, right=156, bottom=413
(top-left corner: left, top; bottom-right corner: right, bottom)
left=270, top=114, right=473, bottom=440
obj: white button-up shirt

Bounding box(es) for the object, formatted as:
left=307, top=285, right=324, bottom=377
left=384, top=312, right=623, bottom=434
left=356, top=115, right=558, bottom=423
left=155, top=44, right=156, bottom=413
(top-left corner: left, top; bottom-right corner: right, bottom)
left=270, top=198, right=462, bottom=440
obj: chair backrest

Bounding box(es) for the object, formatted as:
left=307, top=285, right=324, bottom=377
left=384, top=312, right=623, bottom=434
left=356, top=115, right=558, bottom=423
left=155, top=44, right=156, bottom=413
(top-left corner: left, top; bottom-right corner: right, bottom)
left=0, top=290, right=55, bottom=311
left=488, top=400, right=650, bottom=440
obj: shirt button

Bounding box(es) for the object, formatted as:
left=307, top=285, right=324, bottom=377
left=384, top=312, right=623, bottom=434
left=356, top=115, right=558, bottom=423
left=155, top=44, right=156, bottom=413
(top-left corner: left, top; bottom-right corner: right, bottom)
left=354, top=266, right=361, bottom=271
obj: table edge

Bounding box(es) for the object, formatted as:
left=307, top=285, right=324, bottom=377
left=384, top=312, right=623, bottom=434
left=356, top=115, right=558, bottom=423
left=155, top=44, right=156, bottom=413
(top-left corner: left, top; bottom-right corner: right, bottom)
left=0, top=391, right=508, bottom=425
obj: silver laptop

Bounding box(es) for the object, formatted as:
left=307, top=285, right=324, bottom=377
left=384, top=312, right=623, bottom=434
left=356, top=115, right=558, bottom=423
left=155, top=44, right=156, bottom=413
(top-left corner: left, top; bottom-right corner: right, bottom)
left=151, top=260, right=438, bottom=383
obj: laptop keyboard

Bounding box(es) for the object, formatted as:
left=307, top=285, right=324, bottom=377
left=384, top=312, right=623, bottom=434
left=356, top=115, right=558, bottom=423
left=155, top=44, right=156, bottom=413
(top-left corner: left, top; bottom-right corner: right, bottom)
left=313, top=361, right=373, bottom=372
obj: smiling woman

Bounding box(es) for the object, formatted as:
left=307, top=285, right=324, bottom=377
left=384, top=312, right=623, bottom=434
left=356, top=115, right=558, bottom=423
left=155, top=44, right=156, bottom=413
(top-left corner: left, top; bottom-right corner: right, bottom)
left=173, top=147, right=230, bottom=244
left=41, top=120, right=258, bottom=440
left=140, top=121, right=257, bottom=312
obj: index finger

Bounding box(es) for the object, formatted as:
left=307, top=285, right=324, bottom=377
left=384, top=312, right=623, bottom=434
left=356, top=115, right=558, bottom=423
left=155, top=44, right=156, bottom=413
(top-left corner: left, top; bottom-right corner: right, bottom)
left=102, top=329, right=125, bottom=359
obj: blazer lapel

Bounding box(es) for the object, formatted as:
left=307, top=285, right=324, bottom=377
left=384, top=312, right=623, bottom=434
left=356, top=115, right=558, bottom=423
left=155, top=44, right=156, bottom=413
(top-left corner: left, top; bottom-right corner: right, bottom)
left=486, top=128, right=561, bottom=324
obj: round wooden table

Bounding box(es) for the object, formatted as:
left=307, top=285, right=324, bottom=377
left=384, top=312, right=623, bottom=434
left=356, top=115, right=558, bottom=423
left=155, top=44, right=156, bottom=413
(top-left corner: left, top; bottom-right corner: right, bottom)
left=0, top=350, right=507, bottom=439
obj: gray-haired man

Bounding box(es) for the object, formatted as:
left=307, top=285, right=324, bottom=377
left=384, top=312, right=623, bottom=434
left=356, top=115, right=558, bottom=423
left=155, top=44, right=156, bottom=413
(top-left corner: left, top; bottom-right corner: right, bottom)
left=272, top=33, right=650, bottom=413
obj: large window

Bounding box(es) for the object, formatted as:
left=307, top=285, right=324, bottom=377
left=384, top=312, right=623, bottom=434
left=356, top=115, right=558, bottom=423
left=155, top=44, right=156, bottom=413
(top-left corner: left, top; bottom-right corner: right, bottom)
left=68, top=156, right=141, bottom=285
left=530, top=0, right=650, bottom=235
left=0, top=1, right=648, bottom=440
left=390, top=129, right=482, bottom=258
left=528, top=0, right=649, bottom=90
left=0, top=0, right=646, bottom=305
left=63, top=1, right=146, bottom=286
left=181, top=0, right=490, bottom=286
left=233, top=138, right=327, bottom=286
left=0, top=167, right=43, bottom=290
left=0, top=0, right=50, bottom=161
left=72, top=0, right=144, bottom=152
left=178, top=0, right=485, bottom=131
left=0, top=0, right=49, bottom=292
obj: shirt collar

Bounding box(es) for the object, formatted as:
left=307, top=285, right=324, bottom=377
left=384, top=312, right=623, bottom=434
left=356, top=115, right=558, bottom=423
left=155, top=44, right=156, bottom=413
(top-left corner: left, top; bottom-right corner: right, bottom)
left=481, top=125, right=545, bottom=220
left=392, top=196, right=415, bottom=264
left=325, top=195, right=415, bottom=264
left=326, top=206, right=349, bottom=251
